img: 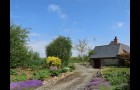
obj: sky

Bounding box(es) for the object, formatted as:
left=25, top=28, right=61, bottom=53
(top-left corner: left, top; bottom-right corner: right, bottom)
left=10, top=0, right=130, bottom=58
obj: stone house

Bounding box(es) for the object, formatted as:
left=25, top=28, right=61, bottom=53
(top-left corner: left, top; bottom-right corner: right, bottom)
left=90, top=37, right=130, bottom=68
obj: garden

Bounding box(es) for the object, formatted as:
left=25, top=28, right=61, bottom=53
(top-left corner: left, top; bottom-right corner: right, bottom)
left=10, top=23, right=130, bottom=90
left=81, top=67, right=130, bottom=90
left=10, top=56, right=76, bottom=90
left=10, top=24, right=76, bottom=90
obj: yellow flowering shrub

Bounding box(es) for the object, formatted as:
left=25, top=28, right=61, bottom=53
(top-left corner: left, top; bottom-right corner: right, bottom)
left=46, top=56, right=61, bottom=67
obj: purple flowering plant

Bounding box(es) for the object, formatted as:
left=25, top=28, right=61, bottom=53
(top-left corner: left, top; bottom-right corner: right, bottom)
left=49, top=66, right=58, bottom=71
left=10, top=80, right=43, bottom=90
left=84, top=77, right=110, bottom=90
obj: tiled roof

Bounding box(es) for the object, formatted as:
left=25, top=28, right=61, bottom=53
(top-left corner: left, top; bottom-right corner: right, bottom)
left=90, top=43, right=130, bottom=59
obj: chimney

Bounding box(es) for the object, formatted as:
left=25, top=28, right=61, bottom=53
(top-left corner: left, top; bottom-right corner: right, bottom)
left=114, top=36, right=118, bottom=44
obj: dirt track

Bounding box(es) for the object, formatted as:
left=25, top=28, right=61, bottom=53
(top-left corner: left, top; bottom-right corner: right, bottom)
left=35, top=63, right=98, bottom=90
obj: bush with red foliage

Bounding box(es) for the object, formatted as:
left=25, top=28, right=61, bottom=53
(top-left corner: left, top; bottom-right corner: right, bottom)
left=117, top=53, right=130, bottom=67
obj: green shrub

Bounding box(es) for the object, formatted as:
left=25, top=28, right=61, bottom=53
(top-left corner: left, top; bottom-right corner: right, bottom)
left=24, top=59, right=45, bottom=69
left=45, top=36, right=72, bottom=67
left=31, top=69, right=50, bottom=80
left=62, top=60, right=69, bottom=67
left=42, top=58, right=49, bottom=69
left=68, top=64, right=76, bottom=71
left=50, top=70, right=61, bottom=77
left=61, top=68, right=67, bottom=73
left=10, top=73, right=27, bottom=82
left=114, top=76, right=130, bottom=90
left=114, top=83, right=129, bottom=90
left=10, top=69, right=18, bottom=75
left=60, top=67, right=70, bottom=73
left=31, top=65, right=40, bottom=71
left=46, top=56, right=61, bottom=68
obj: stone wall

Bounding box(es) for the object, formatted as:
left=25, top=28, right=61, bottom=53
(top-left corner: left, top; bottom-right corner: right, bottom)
left=101, top=58, right=118, bottom=66
left=90, top=58, right=119, bottom=68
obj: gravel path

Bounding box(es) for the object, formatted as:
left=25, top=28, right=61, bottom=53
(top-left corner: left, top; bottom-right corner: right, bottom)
left=35, top=63, right=98, bottom=90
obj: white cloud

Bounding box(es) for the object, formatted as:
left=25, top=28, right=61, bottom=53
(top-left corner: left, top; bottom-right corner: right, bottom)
left=29, top=33, right=49, bottom=40
left=10, top=15, right=23, bottom=18
left=117, top=22, right=124, bottom=27
left=72, top=49, right=78, bottom=57
left=60, top=14, right=67, bottom=20
left=48, top=4, right=61, bottom=13
left=112, top=22, right=124, bottom=29
left=28, top=32, right=51, bottom=58
left=27, top=40, right=50, bottom=58
left=48, top=4, right=68, bottom=21
left=30, top=33, right=40, bottom=37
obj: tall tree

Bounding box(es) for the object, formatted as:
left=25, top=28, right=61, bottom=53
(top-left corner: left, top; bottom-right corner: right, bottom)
left=10, top=24, right=29, bottom=68
left=33, top=52, right=40, bottom=60
left=45, top=36, right=72, bottom=66
left=27, top=49, right=40, bottom=60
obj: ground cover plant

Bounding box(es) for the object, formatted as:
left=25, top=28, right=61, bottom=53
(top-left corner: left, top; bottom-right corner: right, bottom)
left=84, top=77, right=110, bottom=90
left=10, top=73, right=27, bottom=82
left=10, top=69, right=18, bottom=75
left=10, top=80, right=43, bottom=90
left=31, top=69, right=50, bottom=80
left=101, top=67, right=130, bottom=90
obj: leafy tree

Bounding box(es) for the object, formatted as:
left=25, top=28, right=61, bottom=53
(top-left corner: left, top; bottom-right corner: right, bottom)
left=10, top=23, right=42, bottom=69
left=27, top=49, right=41, bottom=60
left=88, top=49, right=94, bottom=57
left=45, top=36, right=72, bottom=66
left=33, top=52, right=40, bottom=60
left=27, top=49, right=34, bottom=61
left=10, top=24, right=30, bottom=68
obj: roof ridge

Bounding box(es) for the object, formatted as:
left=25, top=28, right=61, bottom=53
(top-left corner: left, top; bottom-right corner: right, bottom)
left=120, top=43, right=130, bottom=47
left=95, top=44, right=120, bottom=47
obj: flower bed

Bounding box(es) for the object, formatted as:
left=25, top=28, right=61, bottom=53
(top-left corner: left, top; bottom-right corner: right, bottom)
left=10, top=80, right=43, bottom=90
left=84, top=77, right=110, bottom=90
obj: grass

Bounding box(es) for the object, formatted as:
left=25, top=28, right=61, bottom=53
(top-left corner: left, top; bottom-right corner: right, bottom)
left=10, top=73, right=27, bottom=82
left=68, top=59, right=84, bottom=63
left=101, top=67, right=130, bottom=90
left=68, top=59, right=90, bottom=64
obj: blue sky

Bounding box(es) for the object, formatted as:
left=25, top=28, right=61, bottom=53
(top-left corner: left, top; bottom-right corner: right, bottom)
left=10, top=0, right=130, bottom=58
